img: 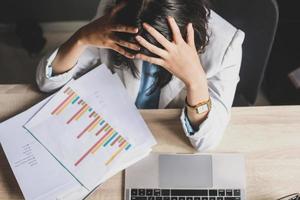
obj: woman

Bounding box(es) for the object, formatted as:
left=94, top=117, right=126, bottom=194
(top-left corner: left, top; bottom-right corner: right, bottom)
left=36, top=0, right=245, bottom=151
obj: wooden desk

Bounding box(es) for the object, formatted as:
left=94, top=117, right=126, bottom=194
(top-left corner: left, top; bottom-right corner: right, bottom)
left=0, top=85, right=300, bottom=200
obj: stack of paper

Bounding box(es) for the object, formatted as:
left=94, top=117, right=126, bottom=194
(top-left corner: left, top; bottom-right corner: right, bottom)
left=0, top=64, right=157, bottom=200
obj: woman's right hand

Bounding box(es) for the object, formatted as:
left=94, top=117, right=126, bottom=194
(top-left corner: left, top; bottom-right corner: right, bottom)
left=51, top=1, right=139, bottom=74
left=77, top=2, right=140, bottom=59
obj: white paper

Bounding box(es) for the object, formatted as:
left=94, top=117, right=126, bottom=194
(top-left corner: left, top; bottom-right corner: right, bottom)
left=0, top=98, right=89, bottom=200
left=25, top=64, right=156, bottom=190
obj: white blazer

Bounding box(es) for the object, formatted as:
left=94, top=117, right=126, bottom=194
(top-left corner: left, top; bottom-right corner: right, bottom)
left=36, top=0, right=245, bottom=151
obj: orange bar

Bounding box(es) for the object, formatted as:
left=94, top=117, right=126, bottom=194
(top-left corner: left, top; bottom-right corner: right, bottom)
left=91, top=128, right=115, bottom=154
left=95, top=123, right=109, bottom=136
left=99, top=130, right=115, bottom=147
left=51, top=91, right=75, bottom=115
left=89, top=111, right=95, bottom=118
left=67, top=104, right=87, bottom=124
left=88, top=117, right=102, bottom=132
left=75, top=105, right=89, bottom=121
left=64, top=87, right=70, bottom=93
left=77, top=116, right=100, bottom=139
left=119, top=139, right=126, bottom=147
left=111, top=135, right=121, bottom=146
left=105, top=142, right=127, bottom=165
left=56, top=93, right=77, bottom=115
left=74, top=129, right=113, bottom=167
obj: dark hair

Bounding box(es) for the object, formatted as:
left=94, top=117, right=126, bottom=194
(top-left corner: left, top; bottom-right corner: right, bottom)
left=108, top=0, right=210, bottom=94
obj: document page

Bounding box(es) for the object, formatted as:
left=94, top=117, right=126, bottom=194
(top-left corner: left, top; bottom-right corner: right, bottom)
left=0, top=98, right=88, bottom=200
left=25, top=65, right=156, bottom=190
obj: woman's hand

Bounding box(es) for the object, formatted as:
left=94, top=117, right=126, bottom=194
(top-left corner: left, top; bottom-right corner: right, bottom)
left=78, top=2, right=140, bottom=59
left=135, top=17, right=210, bottom=127
left=52, top=1, right=140, bottom=74
left=135, top=16, right=209, bottom=105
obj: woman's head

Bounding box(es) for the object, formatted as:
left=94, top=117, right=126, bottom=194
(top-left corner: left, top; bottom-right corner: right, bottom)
left=108, top=0, right=210, bottom=92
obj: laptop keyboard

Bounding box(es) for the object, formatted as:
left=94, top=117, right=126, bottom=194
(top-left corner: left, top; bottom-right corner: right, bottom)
left=130, top=189, right=242, bottom=200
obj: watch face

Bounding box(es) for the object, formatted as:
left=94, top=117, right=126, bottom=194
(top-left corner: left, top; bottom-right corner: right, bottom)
left=196, top=104, right=209, bottom=114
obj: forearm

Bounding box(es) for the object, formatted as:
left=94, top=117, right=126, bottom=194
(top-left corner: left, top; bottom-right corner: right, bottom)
left=52, top=30, right=87, bottom=74
left=185, top=77, right=210, bottom=127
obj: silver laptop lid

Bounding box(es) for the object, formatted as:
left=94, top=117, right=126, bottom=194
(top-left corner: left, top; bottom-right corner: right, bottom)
left=125, top=153, right=246, bottom=189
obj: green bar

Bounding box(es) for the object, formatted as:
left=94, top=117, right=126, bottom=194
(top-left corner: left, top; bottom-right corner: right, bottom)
left=72, top=96, right=80, bottom=104
left=103, top=132, right=118, bottom=147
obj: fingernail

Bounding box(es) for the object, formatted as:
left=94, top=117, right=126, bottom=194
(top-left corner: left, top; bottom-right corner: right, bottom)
left=143, top=23, right=149, bottom=28
left=135, top=35, right=141, bottom=41
left=134, top=28, right=139, bottom=33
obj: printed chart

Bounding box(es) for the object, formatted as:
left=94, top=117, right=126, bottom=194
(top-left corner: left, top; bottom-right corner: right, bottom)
left=25, top=65, right=156, bottom=190
left=51, top=87, right=132, bottom=167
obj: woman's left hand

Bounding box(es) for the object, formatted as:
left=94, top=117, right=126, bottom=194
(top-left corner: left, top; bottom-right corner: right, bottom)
left=135, top=16, right=210, bottom=126
left=135, top=16, right=207, bottom=90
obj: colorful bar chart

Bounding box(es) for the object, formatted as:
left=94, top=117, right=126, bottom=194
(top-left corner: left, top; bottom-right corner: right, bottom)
left=51, top=87, right=132, bottom=167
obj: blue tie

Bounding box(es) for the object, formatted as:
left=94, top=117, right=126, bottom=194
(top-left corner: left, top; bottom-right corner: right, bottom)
left=135, top=62, right=161, bottom=109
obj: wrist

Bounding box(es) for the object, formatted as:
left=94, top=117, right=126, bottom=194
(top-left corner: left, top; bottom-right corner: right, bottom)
left=51, top=30, right=87, bottom=74
left=185, top=67, right=206, bottom=88
left=185, top=79, right=209, bottom=106
left=73, top=27, right=89, bottom=47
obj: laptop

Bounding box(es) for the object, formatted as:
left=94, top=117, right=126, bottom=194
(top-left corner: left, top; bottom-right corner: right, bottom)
left=125, top=153, right=246, bottom=200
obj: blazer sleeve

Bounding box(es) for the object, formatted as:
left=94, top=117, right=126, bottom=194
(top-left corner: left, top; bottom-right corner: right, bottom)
left=180, top=29, right=245, bottom=151
left=35, top=0, right=115, bottom=93
left=35, top=47, right=101, bottom=92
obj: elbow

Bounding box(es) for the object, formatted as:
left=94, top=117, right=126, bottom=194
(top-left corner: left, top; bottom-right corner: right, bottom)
left=35, top=59, right=52, bottom=93
left=35, top=71, right=52, bottom=93
left=36, top=80, right=52, bottom=93
left=192, top=135, right=223, bottom=152
left=36, top=76, right=60, bottom=93
left=35, top=63, right=65, bottom=93
left=189, top=116, right=230, bottom=152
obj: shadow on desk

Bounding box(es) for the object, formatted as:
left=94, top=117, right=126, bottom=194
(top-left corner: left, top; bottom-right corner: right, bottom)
left=0, top=146, right=23, bottom=199
left=0, top=85, right=45, bottom=122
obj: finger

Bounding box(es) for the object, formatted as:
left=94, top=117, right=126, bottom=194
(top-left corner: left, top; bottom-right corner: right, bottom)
left=187, top=23, right=196, bottom=48
left=110, top=44, right=135, bottom=59
left=111, top=25, right=138, bottom=33
left=136, top=36, right=168, bottom=58
left=113, top=38, right=141, bottom=51
left=135, top=35, right=168, bottom=58
left=167, top=16, right=184, bottom=43
left=142, top=23, right=172, bottom=50
left=135, top=53, right=165, bottom=67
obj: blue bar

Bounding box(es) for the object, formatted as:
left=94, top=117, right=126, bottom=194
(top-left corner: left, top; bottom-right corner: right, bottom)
left=125, top=144, right=132, bottom=151
left=103, top=132, right=118, bottom=147
left=100, top=120, right=105, bottom=125
left=72, top=96, right=80, bottom=104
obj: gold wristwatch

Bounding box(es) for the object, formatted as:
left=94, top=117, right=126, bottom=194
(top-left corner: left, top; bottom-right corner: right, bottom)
left=185, top=97, right=212, bottom=114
